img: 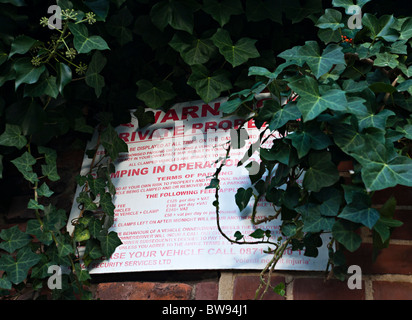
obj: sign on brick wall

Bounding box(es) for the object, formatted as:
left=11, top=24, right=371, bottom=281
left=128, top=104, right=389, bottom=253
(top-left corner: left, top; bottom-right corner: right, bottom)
left=67, top=98, right=330, bottom=274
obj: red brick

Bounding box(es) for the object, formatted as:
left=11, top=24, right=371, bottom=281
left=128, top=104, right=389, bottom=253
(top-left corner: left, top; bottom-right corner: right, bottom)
left=233, top=275, right=286, bottom=300
left=391, top=210, right=412, bottom=240
left=293, top=277, right=365, bottom=300
left=95, top=282, right=193, bottom=300
left=194, top=281, right=218, bottom=300
left=345, top=243, right=412, bottom=275
left=372, top=186, right=412, bottom=206
left=373, top=281, right=412, bottom=300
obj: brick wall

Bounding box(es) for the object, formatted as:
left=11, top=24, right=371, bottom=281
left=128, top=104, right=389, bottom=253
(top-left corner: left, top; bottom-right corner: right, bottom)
left=1, top=144, right=412, bottom=300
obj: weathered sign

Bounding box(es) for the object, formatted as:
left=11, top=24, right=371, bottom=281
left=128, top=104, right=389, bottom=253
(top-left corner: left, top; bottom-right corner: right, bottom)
left=68, top=98, right=330, bottom=273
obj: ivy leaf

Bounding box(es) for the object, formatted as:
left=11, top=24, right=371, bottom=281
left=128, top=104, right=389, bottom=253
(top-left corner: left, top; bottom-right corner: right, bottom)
left=296, top=41, right=345, bottom=79
left=202, top=0, right=243, bottom=27
left=211, top=28, right=260, bottom=67
left=56, top=234, right=74, bottom=257
left=339, top=203, right=380, bottom=228
left=235, top=187, right=253, bottom=212
left=41, top=163, right=60, bottom=181
left=9, top=35, right=38, bottom=58
left=74, top=263, right=91, bottom=281
left=88, top=218, right=103, bottom=238
left=260, top=141, right=291, bottom=166
left=0, top=275, right=12, bottom=290
left=340, top=133, right=412, bottom=191
left=24, top=75, right=59, bottom=99
left=106, top=6, right=133, bottom=46
left=30, top=254, right=53, bottom=279
left=85, top=51, right=107, bottom=98
left=318, top=28, right=341, bottom=44
left=74, top=228, right=91, bottom=242
left=368, top=82, right=397, bottom=94
left=206, top=178, right=219, bottom=189
left=357, top=109, right=395, bottom=132
left=288, top=76, right=347, bottom=121
left=297, top=204, right=335, bottom=233
left=84, top=0, right=110, bottom=21
left=249, top=229, right=265, bottom=239
left=101, top=124, right=128, bottom=160
left=38, top=146, right=57, bottom=165
left=313, top=187, right=342, bottom=217
left=56, top=62, right=72, bottom=94
left=100, top=192, right=115, bottom=217
left=43, top=205, right=67, bottom=232
left=0, top=124, right=27, bottom=149
left=333, top=124, right=365, bottom=155
left=396, top=124, right=412, bottom=139
left=374, top=217, right=403, bottom=243
left=85, top=239, right=103, bottom=259
left=26, top=219, right=53, bottom=245
left=11, top=151, right=38, bottom=183
left=187, top=64, right=232, bottom=103
left=68, top=23, right=109, bottom=54
left=332, top=0, right=371, bottom=10
left=86, top=174, right=106, bottom=197
left=77, top=191, right=98, bottom=211
left=169, top=33, right=216, bottom=66
left=233, top=231, right=244, bottom=241
left=361, top=155, right=412, bottom=191
left=303, top=152, right=340, bottom=192
left=248, top=66, right=276, bottom=79
left=362, top=14, right=398, bottom=42
left=397, top=80, right=412, bottom=94
left=273, top=282, right=286, bottom=297
left=0, top=247, right=41, bottom=284
left=332, top=220, right=362, bottom=252
left=399, top=18, right=412, bottom=40
left=219, top=97, right=244, bottom=114
left=316, top=9, right=345, bottom=30
left=13, top=58, right=46, bottom=90
left=0, top=225, right=31, bottom=253
left=281, top=223, right=297, bottom=237
left=286, top=123, right=331, bottom=158
left=150, top=0, right=197, bottom=34
left=268, top=101, right=301, bottom=131
left=136, top=79, right=176, bottom=109
left=98, top=231, right=122, bottom=257
left=133, top=106, right=155, bottom=128
left=374, top=52, right=399, bottom=69
left=27, top=199, right=44, bottom=210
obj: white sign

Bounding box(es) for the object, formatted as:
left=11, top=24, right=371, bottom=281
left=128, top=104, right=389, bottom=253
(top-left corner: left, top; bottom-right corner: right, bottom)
left=68, top=98, right=330, bottom=273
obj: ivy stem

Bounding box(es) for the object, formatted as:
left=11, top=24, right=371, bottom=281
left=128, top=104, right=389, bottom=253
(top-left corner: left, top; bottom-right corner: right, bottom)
left=255, top=237, right=291, bottom=300
left=73, top=131, right=101, bottom=225
left=33, top=180, right=44, bottom=228
left=44, top=23, right=68, bottom=64
left=55, top=51, right=81, bottom=69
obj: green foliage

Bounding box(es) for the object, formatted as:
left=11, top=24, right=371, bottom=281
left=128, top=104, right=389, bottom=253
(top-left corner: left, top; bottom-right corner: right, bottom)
left=213, top=0, right=412, bottom=299
left=0, top=0, right=410, bottom=300
left=0, top=0, right=125, bottom=300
